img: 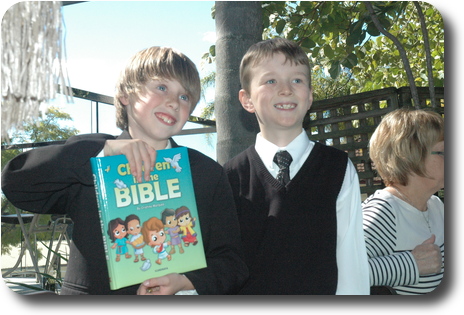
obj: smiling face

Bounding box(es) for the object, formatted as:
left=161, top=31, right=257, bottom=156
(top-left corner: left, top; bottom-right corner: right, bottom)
left=164, top=215, right=178, bottom=228
left=148, top=229, right=166, bottom=247
left=113, top=223, right=127, bottom=239
left=121, top=78, right=192, bottom=149
left=239, top=53, right=313, bottom=146
left=127, top=219, right=141, bottom=236
left=177, top=213, right=191, bottom=227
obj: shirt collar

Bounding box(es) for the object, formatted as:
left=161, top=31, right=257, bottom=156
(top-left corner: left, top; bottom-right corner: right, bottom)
left=255, top=129, right=311, bottom=170
left=117, top=130, right=173, bottom=149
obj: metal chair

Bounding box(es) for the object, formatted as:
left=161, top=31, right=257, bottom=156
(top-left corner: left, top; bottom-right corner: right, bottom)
left=2, top=208, right=71, bottom=288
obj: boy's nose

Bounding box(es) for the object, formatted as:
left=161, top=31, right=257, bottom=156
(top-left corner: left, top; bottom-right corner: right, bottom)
left=279, top=83, right=293, bottom=95
left=166, top=95, right=180, bottom=111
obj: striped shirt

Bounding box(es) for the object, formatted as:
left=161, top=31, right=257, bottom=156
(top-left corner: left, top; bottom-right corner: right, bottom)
left=362, top=189, right=444, bottom=295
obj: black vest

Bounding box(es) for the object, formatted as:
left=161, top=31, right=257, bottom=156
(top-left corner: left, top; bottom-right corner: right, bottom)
left=225, top=142, right=347, bottom=294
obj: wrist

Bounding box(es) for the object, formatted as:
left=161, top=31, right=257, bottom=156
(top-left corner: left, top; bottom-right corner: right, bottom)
left=179, top=274, right=195, bottom=291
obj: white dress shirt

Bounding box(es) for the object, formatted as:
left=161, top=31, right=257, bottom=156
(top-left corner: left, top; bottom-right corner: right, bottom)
left=255, top=130, right=370, bottom=295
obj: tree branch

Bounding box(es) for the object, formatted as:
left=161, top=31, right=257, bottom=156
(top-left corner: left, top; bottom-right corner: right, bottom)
left=413, top=1, right=437, bottom=108
left=364, top=1, right=420, bottom=108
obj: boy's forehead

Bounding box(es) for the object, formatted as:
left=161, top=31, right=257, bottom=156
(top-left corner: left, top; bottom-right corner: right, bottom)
left=253, top=52, right=285, bottom=65
left=252, top=55, right=309, bottom=74
left=254, top=52, right=305, bottom=65
left=145, top=78, right=188, bottom=90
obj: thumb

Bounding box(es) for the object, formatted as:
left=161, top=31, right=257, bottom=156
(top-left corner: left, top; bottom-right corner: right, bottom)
left=422, top=234, right=436, bottom=245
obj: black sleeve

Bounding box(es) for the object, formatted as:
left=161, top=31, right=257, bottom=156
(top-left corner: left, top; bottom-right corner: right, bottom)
left=182, top=150, right=248, bottom=294
left=1, top=133, right=115, bottom=214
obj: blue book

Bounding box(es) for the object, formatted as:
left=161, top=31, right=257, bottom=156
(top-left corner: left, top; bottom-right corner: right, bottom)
left=90, top=147, right=206, bottom=290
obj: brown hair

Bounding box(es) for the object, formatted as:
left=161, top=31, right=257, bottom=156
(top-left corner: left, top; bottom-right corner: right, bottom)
left=115, top=46, right=201, bottom=130
left=107, top=218, right=126, bottom=242
left=368, top=108, right=444, bottom=186
left=141, top=217, right=164, bottom=246
left=239, top=38, right=311, bottom=93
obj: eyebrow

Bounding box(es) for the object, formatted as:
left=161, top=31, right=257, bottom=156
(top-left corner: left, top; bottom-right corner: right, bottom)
left=260, top=70, right=309, bottom=77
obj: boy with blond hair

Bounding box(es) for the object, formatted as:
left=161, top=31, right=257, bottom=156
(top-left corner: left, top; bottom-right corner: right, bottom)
left=2, top=46, right=247, bottom=295
left=224, top=38, right=369, bottom=294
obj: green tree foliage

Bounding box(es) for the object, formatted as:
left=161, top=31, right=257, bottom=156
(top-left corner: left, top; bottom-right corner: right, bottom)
left=7, top=106, right=79, bottom=144
left=262, top=1, right=444, bottom=96
left=202, top=1, right=443, bottom=108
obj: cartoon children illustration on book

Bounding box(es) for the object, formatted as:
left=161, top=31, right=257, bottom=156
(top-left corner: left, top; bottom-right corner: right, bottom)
left=142, top=217, right=172, bottom=265
left=108, top=218, right=132, bottom=262
left=125, top=214, right=146, bottom=263
left=175, top=206, right=198, bottom=247
left=161, top=208, right=184, bottom=255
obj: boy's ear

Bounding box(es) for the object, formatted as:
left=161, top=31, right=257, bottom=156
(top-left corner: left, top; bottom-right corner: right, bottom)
left=307, top=87, right=314, bottom=111
left=119, top=95, right=130, bottom=106
left=239, top=89, right=255, bottom=113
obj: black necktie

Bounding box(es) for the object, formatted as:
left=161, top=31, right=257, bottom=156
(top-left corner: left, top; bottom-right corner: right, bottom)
left=273, top=150, right=292, bottom=185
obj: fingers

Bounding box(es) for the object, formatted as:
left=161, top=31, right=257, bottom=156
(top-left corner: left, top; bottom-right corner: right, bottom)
left=422, top=234, right=436, bottom=244
left=126, top=141, right=156, bottom=183
left=137, top=274, right=194, bottom=295
left=137, top=276, right=171, bottom=295
left=104, top=140, right=157, bottom=183
left=412, top=241, right=442, bottom=275
left=137, top=279, right=159, bottom=295
left=137, top=283, right=161, bottom=295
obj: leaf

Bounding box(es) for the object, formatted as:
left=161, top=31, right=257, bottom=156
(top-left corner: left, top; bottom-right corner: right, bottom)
left=342, top=53, right=358, bottom=69
left=379, top=17, right=391, bottom=31
left=347, top=20, right=363, bottom=46
left=367, top=21, right=380, bottom=36
left=276, top=19, right=286, bottom=34
left=301, top=37, right=316, bottom=49
left=209, top=45, right=216, bottom=57
left=323, top=45, right=334, bottom=59
left=329, top=61, right=341, bottom=79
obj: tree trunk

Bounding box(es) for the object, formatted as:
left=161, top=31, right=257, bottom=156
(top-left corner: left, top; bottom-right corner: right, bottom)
left=214, top=1, right=261, bottom=165
left=413, top=1, right=437, bottom=108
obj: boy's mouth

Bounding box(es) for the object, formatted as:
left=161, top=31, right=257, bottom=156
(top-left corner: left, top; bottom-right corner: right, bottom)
left=274, top=103, right=296, bottom=110
left=155, top=112, right=177, bottom=126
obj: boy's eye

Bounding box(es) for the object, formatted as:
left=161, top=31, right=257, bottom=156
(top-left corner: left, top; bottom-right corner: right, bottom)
left=293, top=78, right=303, bottom=83
left=266, top=79, right=276, bottom=84
left=180, top=94, right=189, bottom=102
left=157, top=85, right=167, bottom=91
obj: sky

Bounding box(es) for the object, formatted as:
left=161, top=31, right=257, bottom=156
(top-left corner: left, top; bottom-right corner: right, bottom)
left=1, top=0, right=464, bottom=312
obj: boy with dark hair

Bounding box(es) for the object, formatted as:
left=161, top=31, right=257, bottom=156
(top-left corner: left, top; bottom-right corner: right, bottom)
left=224, top=38, right=369, bottom=294
left=2, top=46, right=248, bottom=295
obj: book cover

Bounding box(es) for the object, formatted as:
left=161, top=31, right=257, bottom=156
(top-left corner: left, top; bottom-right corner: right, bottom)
left=90, top=146, right=206, bottom=290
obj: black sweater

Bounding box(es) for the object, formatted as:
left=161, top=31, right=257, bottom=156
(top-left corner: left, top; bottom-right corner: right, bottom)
left=224, top=142, right=347, bottom=294
left=2, top=132, right=248, bottom=294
